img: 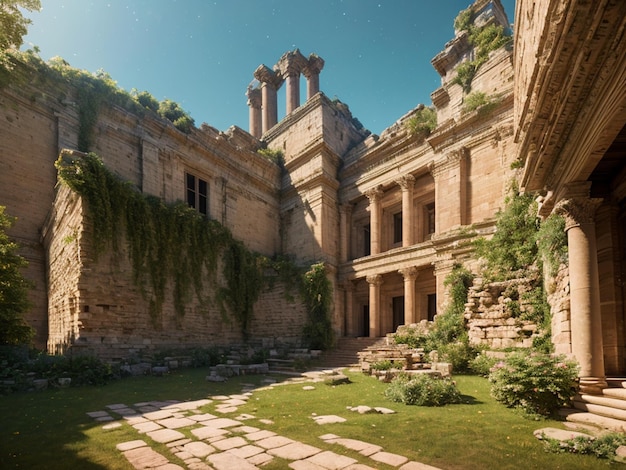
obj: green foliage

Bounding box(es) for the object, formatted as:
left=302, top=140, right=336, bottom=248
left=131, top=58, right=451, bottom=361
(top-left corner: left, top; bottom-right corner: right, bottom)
left=370, top=359, right=394, bottom=371
left=542, top=432, right=626, bottom=460
left=0, top=1, right=41, bottom=66
left=0, top=207, right=33, bottom=346
left=461, top=91, right=500, bottom=115
left=257, top=147, right=284, bottom=165
left=473, top=184, right=539, bottom=280
left=158, top=99, right=195, bottom=133
left=405, top=105, right=437, bottom=140
left=132, top=89, right=159, bottom=113
left=469, top=352, right=498, bottom=377
left=488, top=350, right=578, bottom=417
left=301, top=263, right=334, bottom=350
left=451, top=7, right=512, bottom=92
left=536, top=213, right=568, bottom=278
left=385, top=373, right=462, bottom=406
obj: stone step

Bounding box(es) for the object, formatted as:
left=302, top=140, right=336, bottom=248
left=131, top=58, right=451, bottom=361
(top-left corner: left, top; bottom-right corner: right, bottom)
left=577, top=393, right=626, bottom=411
left=561, top=408, right=626, bottom=433
left=572, top=399, right=626, bottom=423
left=602, top=387, right=626, bottom=401
left=606, top=378, right=626, bottom=389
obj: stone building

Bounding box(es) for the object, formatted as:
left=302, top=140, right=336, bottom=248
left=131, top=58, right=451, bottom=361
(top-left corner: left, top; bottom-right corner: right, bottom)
left=1, top=0, right=626, bottom=414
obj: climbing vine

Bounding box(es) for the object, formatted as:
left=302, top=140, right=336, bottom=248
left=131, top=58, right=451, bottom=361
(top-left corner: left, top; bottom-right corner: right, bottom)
left=55, top=152, right=334, bottom=345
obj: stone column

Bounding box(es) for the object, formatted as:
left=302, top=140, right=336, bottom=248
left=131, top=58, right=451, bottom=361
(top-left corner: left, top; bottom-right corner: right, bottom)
left=399, top=267, right=418, bottom=324
left=246, top=85, right=262, bottom=139
left=339, top=203, right=352, bottom=263
left=367, top=274, right=383, bottom=337
left=303, top=54, right=325, bottom=100
left=555, top=182, right=607, bottom=394
left=366, top=187, right=383, bottom=255
left=397, top=175, right=415, bottom=246
left=253, top=64, right=283, bottom=134
left=276, top=50, right=308, bottom=114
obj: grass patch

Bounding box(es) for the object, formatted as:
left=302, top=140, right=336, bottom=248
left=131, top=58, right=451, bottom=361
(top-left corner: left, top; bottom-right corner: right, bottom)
left=0, top=369, right=607, bottom=469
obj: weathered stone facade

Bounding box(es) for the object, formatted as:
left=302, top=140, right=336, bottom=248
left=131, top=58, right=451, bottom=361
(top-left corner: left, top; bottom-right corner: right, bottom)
left=1, top=0, right=625, bottom=392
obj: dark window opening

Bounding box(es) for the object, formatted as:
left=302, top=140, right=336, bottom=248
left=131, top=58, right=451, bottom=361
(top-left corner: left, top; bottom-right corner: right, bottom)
left=186, top=172, right=209, bottom=216
left=426, top=202, right=435, bottom=237
left=393, top=212, right=403, bottom=244
left=363, top=224, right=371, bottom=256
left=427, top=294, right=437, bottom=321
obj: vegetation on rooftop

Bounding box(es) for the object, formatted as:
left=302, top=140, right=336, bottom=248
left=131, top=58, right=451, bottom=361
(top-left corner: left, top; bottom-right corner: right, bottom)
left=405, top=105, right=437, bottom=140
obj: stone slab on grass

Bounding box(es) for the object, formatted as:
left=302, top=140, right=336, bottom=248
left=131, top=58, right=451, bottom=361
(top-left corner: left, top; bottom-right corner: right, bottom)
left=289, top=460, right=327, bottom=470
left=305, top=450, right=357, bottom=469
left=344, top=465, right=377, bottom=470
left=201, top=417, right=242, bottom=429
left=188, top=413, right=218, bottom=422
left=146, top=428, right=186, bottom=444
left=256, top=435, right=295, bottom=449
left=116, top=440, right=147, bottom=452
left=133, top=421, right=163, bottom=434
left=226, top=444, right=265, bottom=459
left=182, top=441, right=216, bottom=458
left=370, top=451, right=408, bottom=467
left=191, top=426, right=230, bottom=440
left=533, top=427, right=594, bottom=442
left=399, top=461, right=443, bottom=470
left=212, top=436, right=248, bottom=451
left=312, top=415, right=346, bottom=425
left=268, top=442, right=322, bottom=460
left=122, top=446, right=169, bottom=468
left=143, top=410, right=174, bottom=421
left=247, top=452, right=273, bottom=466
left=328, top=438, right=382, bottom=456
left=156, top=417, right=196, bottom=429
left=245, top=430, right=277, bottom=441
left=207, top=452, right=260, bottom=470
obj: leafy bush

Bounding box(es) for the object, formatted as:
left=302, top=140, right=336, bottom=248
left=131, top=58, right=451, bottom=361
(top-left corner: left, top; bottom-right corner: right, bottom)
left=385, top=373, right=462, bottom=406
left=488, top=350, right=578, bottom=417
left=370, top=360, right=394, bottom=371
left=405, top=105, right=437, bottom=140
left=470, top=352, right=498, bottom=377
left=541, top=432, right=626, bottom=460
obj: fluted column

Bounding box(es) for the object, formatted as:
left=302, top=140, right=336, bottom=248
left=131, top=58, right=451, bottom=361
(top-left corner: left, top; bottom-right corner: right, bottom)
left=253, top=64, right=283, bottom=134
left=367, top=274, right=383, bottom=337
left=366, top=187, right=383, bottom=255
left=246, top=85, right=262, bottom=138
left=399, top=267, right=418, bottom=324
left=339, top=203, right=352, bottom=263
left=303, top=54, right=325, bottom=100
left=397, top=175, right=415, bottom=246
left=554, top=182, right=607, bottom=394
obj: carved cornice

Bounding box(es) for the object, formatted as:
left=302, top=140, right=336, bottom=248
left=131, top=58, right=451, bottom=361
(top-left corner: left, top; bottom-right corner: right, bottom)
left=399, top=266, right=418, bottom=281
left=366, top=274, right=383, bottom=286
left=395, top=174, right=415, bottom=191
left=253, top=64, right=283, bottom=89
left=365, top=186, right=383, bottom=203
left=303, top=54, right=325, bottom=78
left=428, top=147, right=468, bottom=179
left=554, top=197, right=603, bottom=230
left=246, top=85, right=262, bottom=108
left=276, top=49, right=308, bottom=77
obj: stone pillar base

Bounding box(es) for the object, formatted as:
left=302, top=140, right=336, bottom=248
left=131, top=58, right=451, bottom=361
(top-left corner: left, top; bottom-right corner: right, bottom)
left=579, top=376, right=608, bottom=395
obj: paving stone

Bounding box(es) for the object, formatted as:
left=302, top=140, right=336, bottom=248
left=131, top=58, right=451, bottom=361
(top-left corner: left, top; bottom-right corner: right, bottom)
left=123, top=447, right=169, bottom=468
left=373, top=407, right=396, bottom=414
left=188, top=413, right=218, bottom=422
left=245, top=430, right=277, bottom=441
left=174, top=450, right=194, bottom=460
left=399, top=461, right=442, bottom=470
left=329, top=438, right=382, bottom=456
left=306, top=450, right=357, bottom=469
left=125, top=416, right=149, bottom=425
left=107, top=403, right=129, bottom=410
left=117, top=440, right=148, bottom=451
left=215, top=406, right=239, bottom=414
left=235, top=413, right=255, bottom=420
left=224, top=398, right=248, bottom=406
left=113, top=408, right=138, bottom=417
left=154, top=464, right=184, bottom=470
left=211, top=395, right=230, bottom=400
left=156, top=417, right=196, bottom=429
left=201, top=417, right=242, bottom=428
left=247, top=452, right=273, bottom=466
left=303, top=386, right=316, bottom=391
left=533, top=427, right=593, bottom=442
left=312, top=415, right=346, bottom=425
left=259, top=418, right=274, bottom=425
left=370, top=451, right=408, bottom=467
left=183, top=441, right=216, bottom=458
left=133, top=421, right=163, bottom=434
left=268, top=442, right=322, bottom=460
left=344, top=465, right=377, bottom=470
left=233, top=425, right=260, bottom=433
left=187, top=462, right=212, bottom=470
left=318, top=433, right=340, bottom=441
left=289, top=459, right=328, bottom=469
left=95, top=416, right=115, bottom=422
left=87, top=410, right=111, bottom=419
left=191, top=426, right=230, bottom=440
left=256, top=435, right=295, bottom=449
left=350, top=406, right=373, bottom=414
left=226, top=444, right=264, bottom=458
left=166, top=438, right=192, bottom=448
left=143, top=410, right=174, bottom=421
left=102, top=422, right=122, bottom=431
left=207, top=452, right=260, bottom=470
left=164, top=399, right=213, bottom=410
left=212, top=436, right=248, bottom=451
left=146, top=428, right=186, bottom=443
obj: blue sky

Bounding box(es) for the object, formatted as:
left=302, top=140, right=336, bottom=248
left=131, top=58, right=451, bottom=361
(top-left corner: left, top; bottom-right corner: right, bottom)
left=23, top=1, right=515, bottom=135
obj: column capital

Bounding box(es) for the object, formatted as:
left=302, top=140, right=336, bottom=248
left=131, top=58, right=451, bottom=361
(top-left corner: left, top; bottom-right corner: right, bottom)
left=554, top=197, right=602, bottom=231
left=303, top=53, right=325, bottom=78
left=276, top=49, right=308, bottom=77
left=428, top=147, right=468, bottom=180
left=253, top=64, right=283, bottom=90
left=396, top=174, right=415, bottom=191
left=246, top=85, right=262, bottom=108
left=399, top=266, right=418, bottom=281
left=365, top=186, right=383, bottom=202
left=366, top=274, right=383, bottom=286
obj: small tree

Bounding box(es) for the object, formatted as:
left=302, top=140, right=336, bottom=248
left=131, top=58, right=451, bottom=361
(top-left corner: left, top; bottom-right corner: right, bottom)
left=1, top=1, right=41, bottom=51
left=0, top=206, right=33, bottom=345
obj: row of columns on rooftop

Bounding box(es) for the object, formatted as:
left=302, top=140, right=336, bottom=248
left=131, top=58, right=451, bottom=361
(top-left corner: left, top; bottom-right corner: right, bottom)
left=246, top=50, right=325, bottom=138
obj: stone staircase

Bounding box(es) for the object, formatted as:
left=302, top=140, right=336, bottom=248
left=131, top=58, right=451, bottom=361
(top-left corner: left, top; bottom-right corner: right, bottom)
left=562, top=378, right=626, bottom=432
left=314, top=337, right=388, bottom=369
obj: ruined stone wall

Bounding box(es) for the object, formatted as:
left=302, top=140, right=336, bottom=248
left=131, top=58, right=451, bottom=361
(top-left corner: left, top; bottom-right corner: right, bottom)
left=42, top=185, right=307, bottom=359
left=547, top=265, right=572, bottom=356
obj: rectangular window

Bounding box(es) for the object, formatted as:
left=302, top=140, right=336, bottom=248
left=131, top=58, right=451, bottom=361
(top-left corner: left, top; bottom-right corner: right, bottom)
left=185, top=173, right=209, bottom=216
left=363, top=224, right=371, bottom=256
left=427, top=294, right=437, bottom=321
left=393, top=212, right=403, bottom=244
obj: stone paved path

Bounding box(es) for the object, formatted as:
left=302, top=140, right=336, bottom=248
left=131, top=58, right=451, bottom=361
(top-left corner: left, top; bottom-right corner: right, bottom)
left=87, top=371, right=441, bottom=470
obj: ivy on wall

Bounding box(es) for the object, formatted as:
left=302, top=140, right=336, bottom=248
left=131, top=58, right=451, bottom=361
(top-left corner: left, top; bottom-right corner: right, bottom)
left=55, top=152, right=334, bottom=346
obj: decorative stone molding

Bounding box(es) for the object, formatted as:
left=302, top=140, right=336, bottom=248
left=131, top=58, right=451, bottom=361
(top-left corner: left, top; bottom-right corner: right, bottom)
left=554, top=197, right=602, bottom=231
left=428, top=147, right=468, bottom=179
left=276, top=49, right=308, bottom=77
left=253, top=64, right=283, bottom=90
left=395, top=174, right=415, bottom=191
left=366, top=274, right=383, bottom=286
left=364, top=186, right=383, bottom=202
left=399, top=266, right=418, bottom=281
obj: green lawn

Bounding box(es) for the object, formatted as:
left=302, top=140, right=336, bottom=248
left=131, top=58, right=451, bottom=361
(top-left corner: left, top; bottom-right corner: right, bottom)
left=0, top=369, right=612, bottom=469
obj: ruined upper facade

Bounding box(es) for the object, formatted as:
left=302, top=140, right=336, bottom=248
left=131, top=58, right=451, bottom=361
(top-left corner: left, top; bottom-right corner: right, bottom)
left=1, top=0, right=625, bottom=396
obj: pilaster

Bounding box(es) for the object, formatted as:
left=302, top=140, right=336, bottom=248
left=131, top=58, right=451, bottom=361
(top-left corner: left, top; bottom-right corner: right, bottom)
left=367, top=274, right=383, bottom=337
left=396, top=174, right=415, bottom=247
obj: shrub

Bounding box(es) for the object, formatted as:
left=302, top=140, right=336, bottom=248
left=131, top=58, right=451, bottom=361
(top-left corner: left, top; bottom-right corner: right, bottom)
left=469, top=352, right=498, bottom=377
left=385, top=373, right=462, bottom=406
left=541, top=432, right=626, bottom=460
left=370, top=360, right=394, bottom=371
left=405, top=105, right=437, bottom=140
left=488, top=350, right=578, bottom=417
